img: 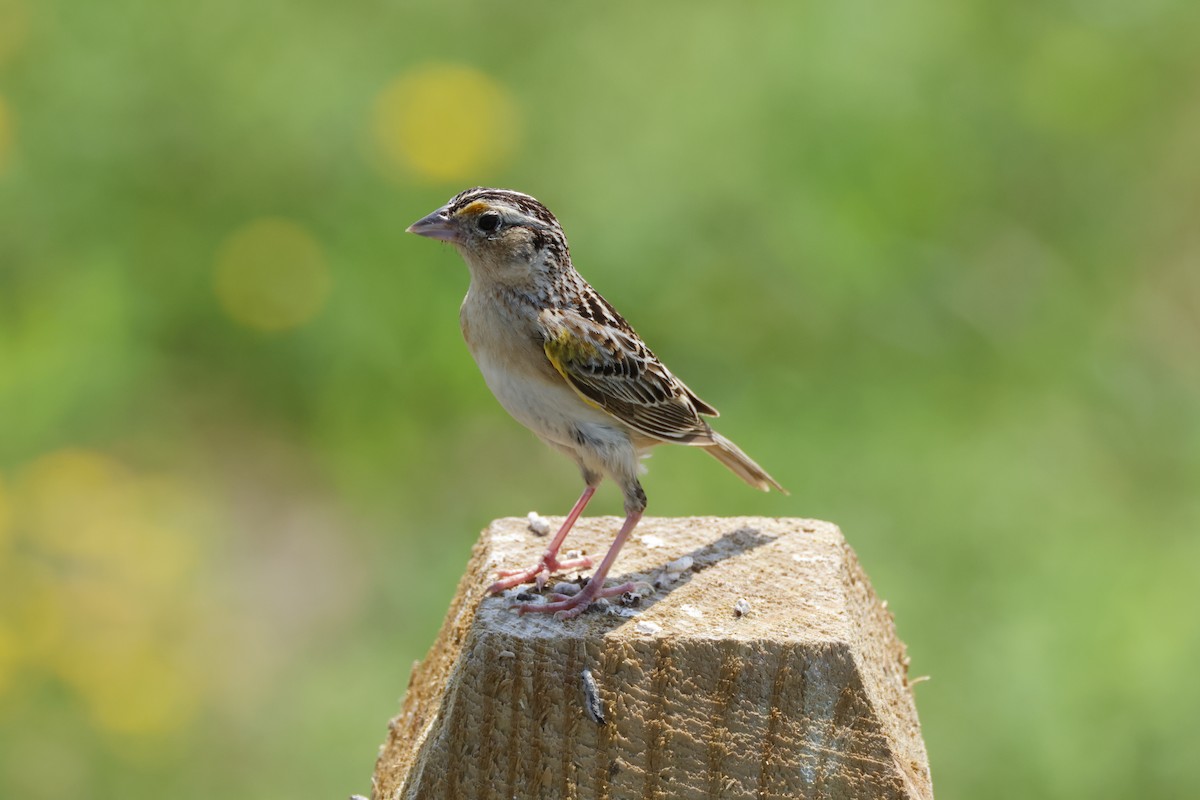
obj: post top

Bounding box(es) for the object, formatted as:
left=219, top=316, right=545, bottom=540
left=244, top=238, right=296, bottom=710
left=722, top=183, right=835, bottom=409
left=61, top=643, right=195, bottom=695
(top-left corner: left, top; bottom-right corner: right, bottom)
left=479, top=516, right=870, bottom=644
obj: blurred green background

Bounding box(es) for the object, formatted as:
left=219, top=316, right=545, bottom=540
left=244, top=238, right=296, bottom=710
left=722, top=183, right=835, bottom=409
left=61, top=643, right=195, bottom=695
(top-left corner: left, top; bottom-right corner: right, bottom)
left=1, top=1, right=1198, bottom=797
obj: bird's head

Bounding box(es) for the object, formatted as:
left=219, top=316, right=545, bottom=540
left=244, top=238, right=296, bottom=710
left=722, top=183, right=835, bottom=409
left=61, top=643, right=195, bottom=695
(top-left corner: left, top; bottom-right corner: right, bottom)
left=407, top=187, right=569, bottom=285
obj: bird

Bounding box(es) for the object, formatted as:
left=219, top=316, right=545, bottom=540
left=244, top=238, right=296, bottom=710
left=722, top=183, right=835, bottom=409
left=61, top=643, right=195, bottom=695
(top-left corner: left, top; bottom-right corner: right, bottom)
left=406, top=187, right=784, bottom=619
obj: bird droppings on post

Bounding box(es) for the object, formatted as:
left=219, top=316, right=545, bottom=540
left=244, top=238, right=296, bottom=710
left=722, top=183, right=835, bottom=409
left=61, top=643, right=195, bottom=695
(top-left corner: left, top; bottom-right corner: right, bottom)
left=666, top=555, right=694, bottom=574
left=734, top=597, right=752, bottom=617
left=651, top=552, right=697, bottom=590
left=679, top=603, right=704, bottom=619
left=638, top=533, right=667, bottom=549
left=635, top=620, right=663, bottom=635
left=526, top=511, right=551, bottom=536
left=550, top=581, right=580, bottom=596
left=580, top=668, right=606, bottom=725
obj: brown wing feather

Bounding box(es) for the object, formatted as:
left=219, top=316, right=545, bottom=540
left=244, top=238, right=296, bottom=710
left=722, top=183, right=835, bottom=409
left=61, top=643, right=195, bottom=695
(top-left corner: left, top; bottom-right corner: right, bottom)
left=539, top=308, right=717, bottom=444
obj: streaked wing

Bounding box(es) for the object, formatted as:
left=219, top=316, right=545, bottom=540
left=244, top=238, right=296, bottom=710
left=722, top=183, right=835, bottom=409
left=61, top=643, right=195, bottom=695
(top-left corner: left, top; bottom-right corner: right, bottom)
left=539, top=307, right=717, bottom=443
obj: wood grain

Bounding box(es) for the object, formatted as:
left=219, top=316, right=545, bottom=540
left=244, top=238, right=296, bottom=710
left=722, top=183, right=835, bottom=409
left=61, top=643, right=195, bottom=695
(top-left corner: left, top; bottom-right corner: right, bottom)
left=371, top=517, right=932, bottom=800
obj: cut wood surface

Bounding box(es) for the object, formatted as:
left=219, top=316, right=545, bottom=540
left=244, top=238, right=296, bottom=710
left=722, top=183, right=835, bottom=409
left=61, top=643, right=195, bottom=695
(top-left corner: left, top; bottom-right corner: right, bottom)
left=371, top=516, right=932, bottom=800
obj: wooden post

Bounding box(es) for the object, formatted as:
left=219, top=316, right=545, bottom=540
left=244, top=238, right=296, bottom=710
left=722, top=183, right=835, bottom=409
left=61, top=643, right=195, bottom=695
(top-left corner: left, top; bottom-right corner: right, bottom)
left=370, top=517, right=933, bottom=800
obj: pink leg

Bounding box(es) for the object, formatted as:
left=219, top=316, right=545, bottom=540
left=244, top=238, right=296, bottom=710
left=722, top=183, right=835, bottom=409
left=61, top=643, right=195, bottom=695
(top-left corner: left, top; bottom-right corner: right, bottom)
left=488, top=486, right=597, bottom=594
left=518, top=510, right=643, bottom=620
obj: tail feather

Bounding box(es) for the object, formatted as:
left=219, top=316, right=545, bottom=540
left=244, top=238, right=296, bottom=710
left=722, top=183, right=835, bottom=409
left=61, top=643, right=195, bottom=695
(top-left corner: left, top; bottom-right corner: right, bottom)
left=704, top=432, right=787, bottom=494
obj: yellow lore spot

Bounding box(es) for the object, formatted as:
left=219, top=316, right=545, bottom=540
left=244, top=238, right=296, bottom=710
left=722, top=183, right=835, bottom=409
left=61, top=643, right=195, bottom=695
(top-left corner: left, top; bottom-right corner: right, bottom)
left=214, top=218, right=331, bottom=332
left=371, top=63, right=519, bottom=182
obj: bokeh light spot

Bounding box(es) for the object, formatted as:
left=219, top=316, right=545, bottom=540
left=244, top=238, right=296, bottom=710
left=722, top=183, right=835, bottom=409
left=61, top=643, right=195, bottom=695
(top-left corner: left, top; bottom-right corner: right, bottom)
left=214, top=218, right=331, bottom=332
left=371, top=63, right=519, bottom=182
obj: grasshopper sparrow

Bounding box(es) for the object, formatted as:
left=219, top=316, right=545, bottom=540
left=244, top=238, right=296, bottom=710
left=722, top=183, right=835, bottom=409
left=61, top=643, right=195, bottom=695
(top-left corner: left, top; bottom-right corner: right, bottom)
left=407, top=188, right=784, bottom=619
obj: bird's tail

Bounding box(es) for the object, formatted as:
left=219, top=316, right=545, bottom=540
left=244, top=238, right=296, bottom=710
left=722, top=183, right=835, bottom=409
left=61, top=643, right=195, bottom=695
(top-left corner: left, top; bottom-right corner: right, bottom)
left=704, top=432, right=787, bottom=494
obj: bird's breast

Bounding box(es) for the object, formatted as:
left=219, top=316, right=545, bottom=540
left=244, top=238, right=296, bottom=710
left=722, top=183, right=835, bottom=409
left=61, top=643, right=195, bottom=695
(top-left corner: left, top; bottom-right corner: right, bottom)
left=460, top=286, right=615, bottom=446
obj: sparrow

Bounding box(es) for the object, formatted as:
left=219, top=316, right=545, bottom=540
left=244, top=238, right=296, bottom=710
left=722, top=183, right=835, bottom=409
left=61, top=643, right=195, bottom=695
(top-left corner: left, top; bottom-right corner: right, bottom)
left=407, top=187, right=784, bottom=619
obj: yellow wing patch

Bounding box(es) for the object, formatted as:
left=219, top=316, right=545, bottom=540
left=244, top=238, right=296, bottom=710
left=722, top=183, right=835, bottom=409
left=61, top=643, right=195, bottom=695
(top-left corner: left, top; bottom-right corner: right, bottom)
left=543, top=327, right=605, bottom=411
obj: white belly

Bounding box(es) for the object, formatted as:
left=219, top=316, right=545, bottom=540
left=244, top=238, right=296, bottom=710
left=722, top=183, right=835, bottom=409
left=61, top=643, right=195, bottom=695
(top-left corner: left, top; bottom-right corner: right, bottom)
left=472, top=344, right=614, bottom=447
left=461, top=287, right=643, bottom=484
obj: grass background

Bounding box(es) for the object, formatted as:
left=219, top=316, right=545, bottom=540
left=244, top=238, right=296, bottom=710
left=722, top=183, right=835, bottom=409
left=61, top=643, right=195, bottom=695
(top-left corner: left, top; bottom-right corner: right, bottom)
left=1, top=1, right=1198, bottom=797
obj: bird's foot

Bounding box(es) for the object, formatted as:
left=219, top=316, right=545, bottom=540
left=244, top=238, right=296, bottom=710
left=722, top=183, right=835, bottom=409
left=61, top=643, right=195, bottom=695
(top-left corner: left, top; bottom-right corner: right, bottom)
left=488, top=553, right=594, bottom=594
left=517, top=579, right=636, bottom=621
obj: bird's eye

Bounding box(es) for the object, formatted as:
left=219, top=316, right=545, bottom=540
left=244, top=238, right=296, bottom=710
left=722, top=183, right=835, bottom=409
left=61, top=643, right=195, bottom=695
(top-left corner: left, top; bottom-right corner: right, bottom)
left=477, top=212, right=502, bottom=233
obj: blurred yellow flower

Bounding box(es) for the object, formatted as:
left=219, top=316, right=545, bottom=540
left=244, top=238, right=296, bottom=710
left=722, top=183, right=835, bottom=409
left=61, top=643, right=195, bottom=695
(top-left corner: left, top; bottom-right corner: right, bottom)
left=19, top=450, right=197, bottom=589
left=1, top=560, right=64, bottom=671
left=1, top=449, right=207, bottom=736
left=0, top=0, right=30, bottom=67
left=19, top=449, right=133, bottom=559
left=371, top=63, right=519, bottom=182
left=55, top=621, right=197, bottom=735
left=213, top=218, right=331, bottom=332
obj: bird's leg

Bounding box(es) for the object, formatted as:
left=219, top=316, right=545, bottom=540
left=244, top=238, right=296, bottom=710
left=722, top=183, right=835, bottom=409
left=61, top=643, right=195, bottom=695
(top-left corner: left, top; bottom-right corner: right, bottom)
left=488, top=485, right=597, bottom=594
left=517, top=509, right=642, bottom=620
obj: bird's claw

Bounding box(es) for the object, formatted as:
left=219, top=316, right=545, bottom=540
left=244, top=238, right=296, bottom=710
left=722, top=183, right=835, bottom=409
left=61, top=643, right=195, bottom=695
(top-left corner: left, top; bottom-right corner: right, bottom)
left=488, top=553, right=594, bottom=594
left=517, top=580, right=635, bottom=619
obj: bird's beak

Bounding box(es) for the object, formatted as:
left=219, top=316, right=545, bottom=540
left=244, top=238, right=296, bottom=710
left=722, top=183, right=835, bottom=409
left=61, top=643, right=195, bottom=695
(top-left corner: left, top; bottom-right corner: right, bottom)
left=406, top=205, right=460, bottom=243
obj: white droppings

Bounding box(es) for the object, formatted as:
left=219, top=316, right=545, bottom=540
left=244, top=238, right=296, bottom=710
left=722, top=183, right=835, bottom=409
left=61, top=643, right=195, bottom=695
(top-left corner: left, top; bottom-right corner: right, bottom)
left=526, top=511, right=551, bottom=536
left=734, top=598, right=752, bottom=617
left=638, top=534, right=667, bottom=549
left=666, top=555, right=694, bottom=574
left=680, top=604, right=703, bottom=619
left=498, top=650, right=516, bottom=659
left=551, top=582, right=580, bottom=596
left=635, top=620, right=663, bottom=635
